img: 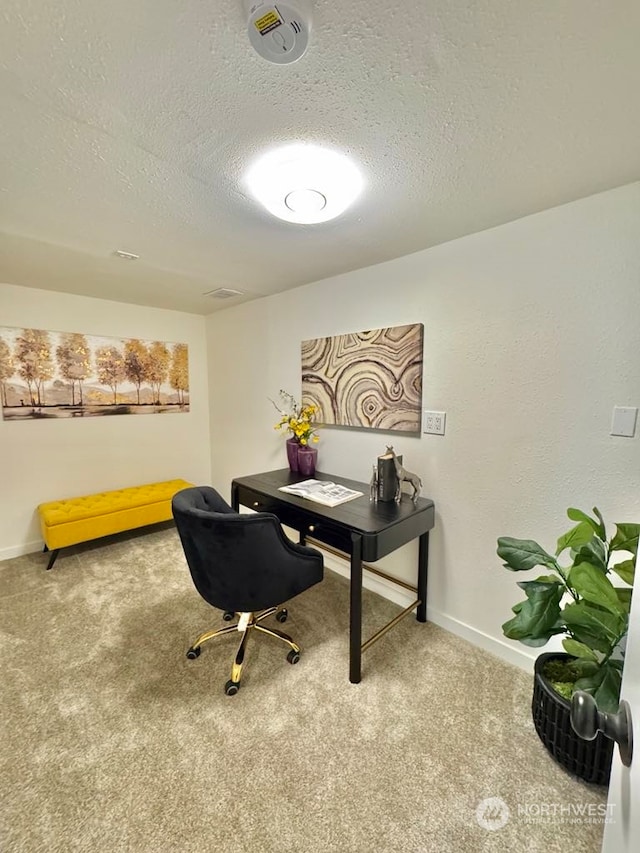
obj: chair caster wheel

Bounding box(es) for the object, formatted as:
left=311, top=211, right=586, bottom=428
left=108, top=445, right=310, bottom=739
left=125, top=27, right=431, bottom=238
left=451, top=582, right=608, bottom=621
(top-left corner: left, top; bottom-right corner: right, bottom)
left=225, top=680, right=240, bottom=696
left=276, top=608, right=288, bottom=623
left=223, top=611, right=234, bottom=621
left=287, top=650, right=300, bottom=665
left=186, top=646, right=201, bottom=660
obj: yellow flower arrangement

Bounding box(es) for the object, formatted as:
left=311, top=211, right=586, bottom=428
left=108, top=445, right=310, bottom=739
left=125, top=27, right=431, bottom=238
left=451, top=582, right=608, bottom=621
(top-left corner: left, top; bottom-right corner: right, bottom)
left=271, top=389, right=320, bottom=446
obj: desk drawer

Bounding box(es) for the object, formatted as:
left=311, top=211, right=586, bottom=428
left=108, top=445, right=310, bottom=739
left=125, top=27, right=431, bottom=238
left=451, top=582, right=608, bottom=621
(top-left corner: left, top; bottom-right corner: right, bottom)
left=236, top=485, right=352, bottom=554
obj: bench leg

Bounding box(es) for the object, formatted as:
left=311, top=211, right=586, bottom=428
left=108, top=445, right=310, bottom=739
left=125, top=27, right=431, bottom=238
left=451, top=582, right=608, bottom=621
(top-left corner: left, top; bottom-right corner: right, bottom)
left=46, top=549, right=60, bottom=571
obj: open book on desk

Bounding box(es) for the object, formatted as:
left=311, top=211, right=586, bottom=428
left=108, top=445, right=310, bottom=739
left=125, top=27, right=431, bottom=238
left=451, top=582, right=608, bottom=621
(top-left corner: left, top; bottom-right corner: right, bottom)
left=278, top=479, right=364, bottom=508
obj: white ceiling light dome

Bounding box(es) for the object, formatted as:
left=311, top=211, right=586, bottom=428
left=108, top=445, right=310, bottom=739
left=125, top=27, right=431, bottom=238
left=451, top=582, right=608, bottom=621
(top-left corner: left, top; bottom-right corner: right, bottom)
left=245, top=144, right=364, bottom=224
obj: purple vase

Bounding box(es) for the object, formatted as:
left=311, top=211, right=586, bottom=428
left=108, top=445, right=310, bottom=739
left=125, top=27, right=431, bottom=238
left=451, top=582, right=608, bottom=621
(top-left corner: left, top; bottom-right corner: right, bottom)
left=297, top=446, right=318, bottom=477
left=286, top=438, right=300, bottom=472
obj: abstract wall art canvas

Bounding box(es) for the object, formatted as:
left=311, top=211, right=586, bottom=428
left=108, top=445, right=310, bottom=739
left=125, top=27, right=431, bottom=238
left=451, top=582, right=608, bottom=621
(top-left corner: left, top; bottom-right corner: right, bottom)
left=301, top=323, right=423, bottom=433
left=0, top=326, right=189, bottom=421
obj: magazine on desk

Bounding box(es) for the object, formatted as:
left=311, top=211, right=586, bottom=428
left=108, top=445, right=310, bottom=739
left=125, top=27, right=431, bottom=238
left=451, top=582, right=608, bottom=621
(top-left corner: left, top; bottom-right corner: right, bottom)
left=278, top=480, right=364, bottom=508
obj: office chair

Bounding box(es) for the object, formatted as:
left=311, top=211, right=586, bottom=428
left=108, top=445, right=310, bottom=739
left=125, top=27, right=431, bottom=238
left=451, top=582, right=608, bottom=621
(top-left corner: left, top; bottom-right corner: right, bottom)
left=172, top=486, right=324, bottom=696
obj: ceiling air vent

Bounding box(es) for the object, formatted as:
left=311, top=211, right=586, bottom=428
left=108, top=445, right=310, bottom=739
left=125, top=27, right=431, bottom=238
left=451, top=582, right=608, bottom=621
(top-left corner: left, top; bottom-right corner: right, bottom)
left=203, top=288, right=245, bottom=299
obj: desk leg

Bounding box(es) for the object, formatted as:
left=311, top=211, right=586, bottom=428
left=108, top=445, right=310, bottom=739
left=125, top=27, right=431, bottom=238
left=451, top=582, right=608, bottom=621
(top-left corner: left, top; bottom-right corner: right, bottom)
left=349, top=533, right=363, bottom=684
left=231, top=483, right=239, bottom=512
left=417, top=531, right=429, bottom=623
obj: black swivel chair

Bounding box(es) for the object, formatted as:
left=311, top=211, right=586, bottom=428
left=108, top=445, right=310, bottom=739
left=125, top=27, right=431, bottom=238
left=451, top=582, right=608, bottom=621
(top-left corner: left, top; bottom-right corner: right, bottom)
left=172, top=486, right=324, bottom=696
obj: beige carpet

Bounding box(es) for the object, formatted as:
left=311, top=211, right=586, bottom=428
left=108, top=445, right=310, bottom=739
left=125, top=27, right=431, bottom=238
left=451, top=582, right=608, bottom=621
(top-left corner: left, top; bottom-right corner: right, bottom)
left=1, top=526, right=607, bottom=853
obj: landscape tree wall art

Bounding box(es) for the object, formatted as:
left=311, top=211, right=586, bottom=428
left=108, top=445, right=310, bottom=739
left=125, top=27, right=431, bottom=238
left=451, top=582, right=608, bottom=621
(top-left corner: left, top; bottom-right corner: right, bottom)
left=0, top=326, right=189, bottom=421
left=301, top=323, right=423, bottom=433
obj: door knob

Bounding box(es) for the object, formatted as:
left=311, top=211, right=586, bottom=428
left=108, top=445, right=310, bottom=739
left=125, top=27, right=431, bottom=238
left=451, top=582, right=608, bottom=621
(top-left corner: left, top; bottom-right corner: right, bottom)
left=570, top=691, right=633, bottom=767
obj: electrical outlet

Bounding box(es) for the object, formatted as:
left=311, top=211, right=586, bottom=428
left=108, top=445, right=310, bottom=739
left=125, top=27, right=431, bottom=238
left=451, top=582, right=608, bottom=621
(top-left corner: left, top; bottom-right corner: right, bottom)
left=423, top=410, right=446, bottom=435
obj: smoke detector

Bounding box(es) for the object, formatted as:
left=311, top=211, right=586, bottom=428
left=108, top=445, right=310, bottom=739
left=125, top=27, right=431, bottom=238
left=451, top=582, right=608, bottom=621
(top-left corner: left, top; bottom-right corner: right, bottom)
left=244, top=1, right=312, bottom=64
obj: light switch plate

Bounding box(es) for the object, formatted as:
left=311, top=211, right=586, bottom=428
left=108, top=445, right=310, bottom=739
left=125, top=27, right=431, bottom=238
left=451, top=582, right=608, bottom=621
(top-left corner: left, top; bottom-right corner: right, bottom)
left=610, top=406, right=638, bottom=438
left=423, top=411, right=446, bottom=435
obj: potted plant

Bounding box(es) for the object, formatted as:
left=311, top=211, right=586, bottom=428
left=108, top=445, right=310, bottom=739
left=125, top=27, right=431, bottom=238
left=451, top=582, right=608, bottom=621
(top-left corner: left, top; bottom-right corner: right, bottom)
left=271, top=390, right=320, bottom=475
left=497, top=506, right=638, bottom=785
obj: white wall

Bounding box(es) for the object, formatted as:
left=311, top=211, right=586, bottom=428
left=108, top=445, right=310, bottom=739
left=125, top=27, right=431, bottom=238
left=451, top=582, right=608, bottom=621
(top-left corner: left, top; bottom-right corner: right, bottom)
left=0, top=283, right=211, bottom=559
left=206, top=182, right=640, bottom=670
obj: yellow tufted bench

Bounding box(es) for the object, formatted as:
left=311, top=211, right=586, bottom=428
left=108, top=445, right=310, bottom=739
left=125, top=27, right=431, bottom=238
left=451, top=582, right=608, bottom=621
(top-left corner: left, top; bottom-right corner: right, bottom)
left=38, top=479, right=193, bottom=570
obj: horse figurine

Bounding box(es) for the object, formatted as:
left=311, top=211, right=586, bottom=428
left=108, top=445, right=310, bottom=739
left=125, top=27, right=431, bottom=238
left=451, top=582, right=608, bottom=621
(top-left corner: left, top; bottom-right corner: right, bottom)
left=386, top=446, right=422, bottom=504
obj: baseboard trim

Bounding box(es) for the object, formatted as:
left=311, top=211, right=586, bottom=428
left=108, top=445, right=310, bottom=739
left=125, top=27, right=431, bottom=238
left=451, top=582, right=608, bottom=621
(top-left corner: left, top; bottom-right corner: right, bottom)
left=0, top=539, right=44, bottom=562
left=321, top=550, right=536, bottom=675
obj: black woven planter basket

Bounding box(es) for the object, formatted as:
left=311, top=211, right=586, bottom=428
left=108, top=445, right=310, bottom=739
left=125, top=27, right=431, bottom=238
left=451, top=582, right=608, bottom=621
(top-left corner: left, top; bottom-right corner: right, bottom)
left=532, top=653, right=613, bottom=786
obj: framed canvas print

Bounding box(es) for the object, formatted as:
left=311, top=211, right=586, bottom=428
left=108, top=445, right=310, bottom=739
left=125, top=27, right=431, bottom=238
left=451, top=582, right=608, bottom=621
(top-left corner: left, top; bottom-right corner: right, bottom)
left=0, top=326, right=189, bottom=421
left=301, top=323, right=423, bottom=433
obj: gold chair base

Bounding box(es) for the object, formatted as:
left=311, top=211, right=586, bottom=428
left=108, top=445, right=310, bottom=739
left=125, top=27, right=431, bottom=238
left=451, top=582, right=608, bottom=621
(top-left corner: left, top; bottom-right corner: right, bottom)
left=187, top=607, right=301, bottom=694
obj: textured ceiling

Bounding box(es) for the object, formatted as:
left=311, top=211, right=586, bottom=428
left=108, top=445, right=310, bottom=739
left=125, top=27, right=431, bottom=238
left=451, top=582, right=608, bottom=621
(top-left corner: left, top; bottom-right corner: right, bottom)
left=1, top=0, right=639, bottom=314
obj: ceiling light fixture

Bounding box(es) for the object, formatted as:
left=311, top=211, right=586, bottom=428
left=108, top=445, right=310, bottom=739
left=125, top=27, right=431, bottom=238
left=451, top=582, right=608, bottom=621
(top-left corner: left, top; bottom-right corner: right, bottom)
left=284, top=189, right=326, bottom=213
left=113, top=249, right=139, bottom=260
left=245, top=144, right=364, bottom=224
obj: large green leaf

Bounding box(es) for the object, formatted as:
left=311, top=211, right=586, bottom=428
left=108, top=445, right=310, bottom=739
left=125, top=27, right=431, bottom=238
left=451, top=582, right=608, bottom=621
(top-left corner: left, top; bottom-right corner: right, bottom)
left=563, top=600, right=625, bottom=647
left=572, top=537, right=607, bottom=573
left=497, top=538, right=557, bottom=572
left=532, top=574, right=563, bottom=585
left=592, top=508, right=606, bottom=541
left=516, top=635, right=557, bottom=648
left=570, top=658, right=600, bottom=677
left=516, top=579, right=562, bottom=593
left=562, top=639, right=598, bottom=661
left=573, top=668, right=606, bottom=700
left=565, top=625, right=611, bottom=655
left=615, top=588, right=633, bottom=613
left=610, top=523, right=640, bottom=556
left=575, top=662, right=623, bottom=714
left=502, top=582, right=563, bottom=644
left=556, top=521, right=594, bottom=556
left=567, top=507, right=605, bottom=539
left=567, top=562, right=626, bottom=616
left=612, top=558, right=635, bottom=585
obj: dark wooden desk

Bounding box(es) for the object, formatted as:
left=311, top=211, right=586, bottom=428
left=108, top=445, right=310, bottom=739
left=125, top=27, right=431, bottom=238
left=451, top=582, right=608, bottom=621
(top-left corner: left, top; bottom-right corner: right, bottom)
left=231, top=468, right=435, bottom=683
